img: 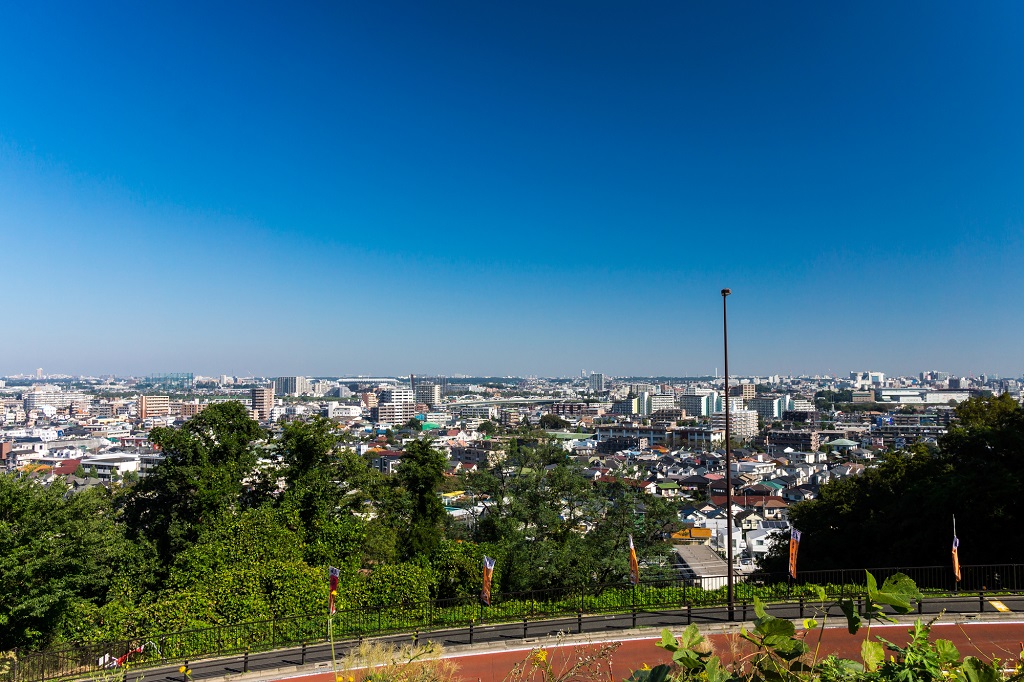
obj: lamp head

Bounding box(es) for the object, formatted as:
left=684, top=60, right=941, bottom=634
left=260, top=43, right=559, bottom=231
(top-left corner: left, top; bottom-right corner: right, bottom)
left=721, top=288, right=732, bottom=297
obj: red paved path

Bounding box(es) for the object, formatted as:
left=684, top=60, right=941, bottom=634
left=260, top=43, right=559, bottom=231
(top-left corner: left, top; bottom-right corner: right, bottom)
left=291, top=622, right=1024, bottom=682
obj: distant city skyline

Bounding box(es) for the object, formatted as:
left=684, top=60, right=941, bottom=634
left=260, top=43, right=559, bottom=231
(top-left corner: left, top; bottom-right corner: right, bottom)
left=2, top=366, right=1017, bottom=382
left=2, top=2, right=1023, bottom=377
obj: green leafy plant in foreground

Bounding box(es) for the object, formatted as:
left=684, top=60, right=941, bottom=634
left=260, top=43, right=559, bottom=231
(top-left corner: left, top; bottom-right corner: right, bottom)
left=626, top=572, right=1020, bottom=682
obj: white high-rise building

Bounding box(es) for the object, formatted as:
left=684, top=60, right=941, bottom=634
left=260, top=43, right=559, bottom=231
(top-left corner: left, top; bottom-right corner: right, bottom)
left=680, top=392, right=716, bottom=417
left=711, top=409, right=758, bottom=440
left=380, top=387, right=414, bottom=404
left=275, top=376, right=310, bottom=396
left=588, top=373, right=606, bottom=392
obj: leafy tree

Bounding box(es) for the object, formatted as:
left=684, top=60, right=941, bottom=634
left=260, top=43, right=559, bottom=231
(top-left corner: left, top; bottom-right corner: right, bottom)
left=477, top=420, right=498, bottom=435
left=539, top=414, right=570, bottom=430
left=146, top=506, right=324, bottom=631
left=0, top=477, right=127, bottom=650
left=277, top=417, right=376, bottom=569
left=403, top=417, right=423, bottom=431
left=470, top=445, right=678, bottom=593
left=770, top=395, right=1024, bottom=571
left=396, top=439, right=448, bottom=559
left=120, top=401, right=267, bottom=574
left=429, top=539, right=486, bottom=600
left=351, top=563, right=433, bottom=608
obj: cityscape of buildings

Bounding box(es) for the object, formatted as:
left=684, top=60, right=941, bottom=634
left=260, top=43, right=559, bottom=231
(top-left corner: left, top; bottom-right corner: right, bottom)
left=3, top=366, right=1019, bottom=572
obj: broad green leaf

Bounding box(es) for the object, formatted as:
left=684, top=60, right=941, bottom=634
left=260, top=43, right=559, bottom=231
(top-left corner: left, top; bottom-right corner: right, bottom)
left=754, top=596, right=768, bottom=620
left=866, top=571, right=919, bottom=614
left=839, top=598, right=862, bottom=634
left=766, top=637, right=808, bottom=660
left=935, top=639, right=960, bottom=666
left=809, top=584, right=826, bottom=602
left=644, top=664, right=672, bottom=682
left=861, top=640, right=884, bottom=672
left=756, top=617, right=796, bottom=639
left=674, top=650, right=705, bottom=670
left=803, top=618, right=819, bottom=630
left=962, top=657, right=1001, bottom=682
left=659, top=628, right=678, bottom=651
left=816, top=655, right=863, bottom=677
left=678, top=623, right=705, bottom=650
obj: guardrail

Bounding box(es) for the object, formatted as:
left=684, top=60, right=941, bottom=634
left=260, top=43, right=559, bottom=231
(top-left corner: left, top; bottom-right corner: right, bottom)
left=7, top=563, right=1022, bottom=682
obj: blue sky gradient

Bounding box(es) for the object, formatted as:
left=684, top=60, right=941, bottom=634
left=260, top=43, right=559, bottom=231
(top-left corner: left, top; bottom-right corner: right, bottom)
left=2, top=2, right=1022, bottom=377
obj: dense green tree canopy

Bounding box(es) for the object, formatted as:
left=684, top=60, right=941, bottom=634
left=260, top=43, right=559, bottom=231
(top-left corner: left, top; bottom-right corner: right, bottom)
left=768, top=394, right=1024, bottom=572
left=0, top=478, right=127, bottom=650
left=120, top=401, right=268, bottom=570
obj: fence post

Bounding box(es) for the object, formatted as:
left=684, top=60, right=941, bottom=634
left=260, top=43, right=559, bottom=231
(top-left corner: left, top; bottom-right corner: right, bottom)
left=469, top=621, right=474, bottom=645
left=244, top=648, right=249, bottom=673
left=523, top=618, right=528, bottom=639
left=632, top=606, right=637, bottom=629
left=301, top=642, right=306, bottom=665
left=979, top=590, right=985, bottom=613
left=578, top=610, right=583, bottom=634
left=687, top=604, right=692, bottom=625
left=799, top=596, right=804, bottom=618
left=183, top=661, right=189, bottom=682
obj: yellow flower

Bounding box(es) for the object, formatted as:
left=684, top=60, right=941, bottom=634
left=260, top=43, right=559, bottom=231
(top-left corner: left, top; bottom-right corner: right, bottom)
left=641, top=663, right=651, bottom=671
left=178, top=666, right=187, bottom=674
left=531, top=649, right=548, bottom=666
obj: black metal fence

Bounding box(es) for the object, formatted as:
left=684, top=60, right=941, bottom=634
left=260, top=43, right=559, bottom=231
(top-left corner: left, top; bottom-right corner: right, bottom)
left=6, top=564, right=1021, bottom=682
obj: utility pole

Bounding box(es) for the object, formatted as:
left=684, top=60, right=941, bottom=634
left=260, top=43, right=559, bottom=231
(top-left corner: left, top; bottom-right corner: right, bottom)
left=722, top=288, right=735, bottom=621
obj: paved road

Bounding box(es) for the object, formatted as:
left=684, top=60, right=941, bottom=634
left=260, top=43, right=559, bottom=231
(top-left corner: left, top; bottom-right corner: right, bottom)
left=115, top=595, right=1023, bottom=682
left=421, top=622, right=1024, bottom=682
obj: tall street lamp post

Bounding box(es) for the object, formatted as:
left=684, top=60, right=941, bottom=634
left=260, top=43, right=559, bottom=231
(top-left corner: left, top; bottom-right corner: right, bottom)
left=721, top=288, right=735, bottom=621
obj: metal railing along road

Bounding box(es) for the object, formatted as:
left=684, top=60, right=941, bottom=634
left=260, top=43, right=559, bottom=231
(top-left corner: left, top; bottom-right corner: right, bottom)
left=7, top=563, right=1022, bottom=682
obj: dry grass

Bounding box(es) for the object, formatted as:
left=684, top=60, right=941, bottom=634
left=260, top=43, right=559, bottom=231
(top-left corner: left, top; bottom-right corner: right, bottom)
left=502, top=638, right=622, bottom=682
left=334, top=639, right=460, bottom=682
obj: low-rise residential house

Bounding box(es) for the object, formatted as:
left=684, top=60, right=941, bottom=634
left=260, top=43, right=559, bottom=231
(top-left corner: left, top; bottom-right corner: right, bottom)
left=745, top=520, right=790, bottom=561
left=655, top=481, right=681, bottom=498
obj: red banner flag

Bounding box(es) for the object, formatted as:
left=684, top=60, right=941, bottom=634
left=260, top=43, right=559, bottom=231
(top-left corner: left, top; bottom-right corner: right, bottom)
left=952, top=536, right=961, bottom=583
left=328, top=566, right=340, bottom=615
left=481, top=556, right=496, bottom=606
left=788, top=529, right=801, bottom=580
left=628, top=534, right=640, bottom=585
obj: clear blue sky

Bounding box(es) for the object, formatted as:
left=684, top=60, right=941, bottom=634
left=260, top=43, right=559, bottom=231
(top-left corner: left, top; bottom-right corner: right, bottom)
left=2, top=1, right=1022, bottom=378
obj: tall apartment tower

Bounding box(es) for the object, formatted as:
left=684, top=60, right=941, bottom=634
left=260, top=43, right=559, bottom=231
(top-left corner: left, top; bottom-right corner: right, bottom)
left=588, top=373, right=605, bottom=392
left=414, top=383, right=442, bottom=408
left=380, top=387, right=414, bottom=404
left=275, top=376, right=310, bottom=396
left=730, top=383, right=756, bottom=402
left=251, top=387, right=275, bottom=420
left=138, top=395, right=170, bottom=418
